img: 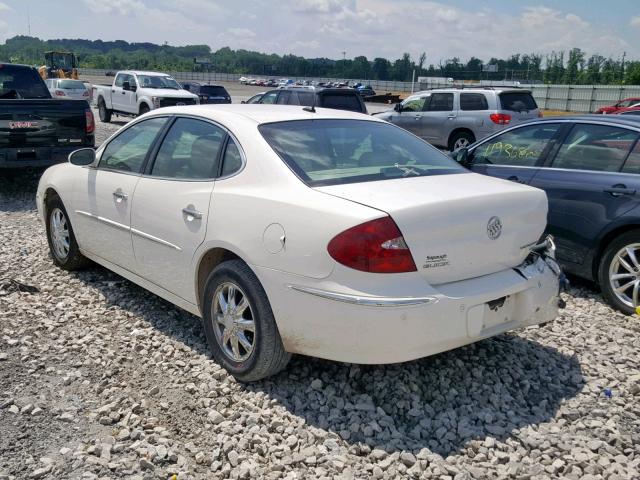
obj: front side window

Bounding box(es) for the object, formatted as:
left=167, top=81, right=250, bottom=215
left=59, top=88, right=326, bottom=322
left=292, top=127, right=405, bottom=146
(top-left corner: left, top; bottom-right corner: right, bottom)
left=552, top=124, right=638, bottom=172
left=100, top=117, right=167, bottom=173
left=114, top=74, right=126, bottom=87
left=472, top=123, right=562, bottom=167
left=246, top=93, right=264, bottom=104
left=460, top=93, right=488, bottom=111
left=259, top=119, right=465, bottom=187
left=260, top=91, right=278, bottom=104
left=151, top=118, right=225, bottom=179
left=426, top=93, right=453, bottom=112
left=401, top=96, right=427, bottom=112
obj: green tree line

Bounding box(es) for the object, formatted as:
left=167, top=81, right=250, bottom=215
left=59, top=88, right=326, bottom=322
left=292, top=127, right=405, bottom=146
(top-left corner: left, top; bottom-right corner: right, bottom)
left=1, top=36, right=639, bottom=85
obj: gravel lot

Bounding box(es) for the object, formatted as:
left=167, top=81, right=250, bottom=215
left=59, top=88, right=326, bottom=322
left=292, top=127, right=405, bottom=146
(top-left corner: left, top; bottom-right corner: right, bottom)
left=1, top=111, right=640, bottom=480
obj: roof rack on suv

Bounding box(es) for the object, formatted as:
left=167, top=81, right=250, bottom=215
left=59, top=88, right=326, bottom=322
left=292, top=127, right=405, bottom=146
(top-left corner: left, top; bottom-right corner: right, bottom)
left=420, top=85, right=523, bottom=91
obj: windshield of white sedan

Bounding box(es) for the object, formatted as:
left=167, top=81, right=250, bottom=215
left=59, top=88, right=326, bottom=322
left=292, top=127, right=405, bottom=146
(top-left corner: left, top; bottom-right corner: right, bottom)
left=259, top=119, right=465, bottom=186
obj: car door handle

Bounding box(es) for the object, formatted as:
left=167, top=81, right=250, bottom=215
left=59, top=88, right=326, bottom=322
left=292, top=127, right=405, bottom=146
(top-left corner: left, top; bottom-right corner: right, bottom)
left=112, top=90, right=116, bottom=93
left=604, top=186, right=636, bottom=196
left=447, top=114, right=456, bottom=119
left=414, top=115, right=421, bottom=120
left=112, top=190, right=128, bottom=202
left=182, top=207, right=203, bottom=220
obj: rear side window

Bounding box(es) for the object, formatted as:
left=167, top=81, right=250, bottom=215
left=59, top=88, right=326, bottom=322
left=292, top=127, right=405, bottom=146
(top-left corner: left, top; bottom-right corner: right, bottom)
left=100, top=117, right=167, bottom=173
left=426, top=93, right=453, bottom=112
left=499, top=92, right=537, bottom=112
left=276, top=91, right=291, bottom=105
left=552, top=124, right=638, bottom=172
left=319, top=93, right=363, bottom=112
left=296, top=91, right=315, bottom=106
left=473, top=123, right=562, bottom=167
left=151, top=118, right=225, bottom=179
left=460, top=93, right=488, bottom=111
left=221, top=139, right=243, bottom=176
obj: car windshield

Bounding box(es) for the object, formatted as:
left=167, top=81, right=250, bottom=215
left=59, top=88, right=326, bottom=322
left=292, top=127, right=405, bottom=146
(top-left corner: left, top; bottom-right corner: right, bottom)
left=259, top=119, right=466, bottom=187
left=0, top=65, right=50, bottom=99
left=137, top=75, right=181, bottom=89
left=200, top=86, right=228, bottom=96
left=57, top=80, right=85, bottom=89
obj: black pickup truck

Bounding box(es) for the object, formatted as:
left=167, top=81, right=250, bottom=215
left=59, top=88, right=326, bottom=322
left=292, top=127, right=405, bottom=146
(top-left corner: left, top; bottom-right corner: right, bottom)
left=0, top=63, right=95, bottom=169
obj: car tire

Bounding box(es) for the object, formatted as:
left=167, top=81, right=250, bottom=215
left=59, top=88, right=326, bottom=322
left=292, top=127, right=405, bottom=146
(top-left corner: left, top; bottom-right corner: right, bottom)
left=598, top=229, right=640, bottom=315
left=98, top=100, right=112, bottom=123
left=139, top=104, right=150, bottom=116
left=448, top=131, right=475, bottom=152
left=45, top=195, right=91, bottom=271
left=202, top=259, right=291, bottom=382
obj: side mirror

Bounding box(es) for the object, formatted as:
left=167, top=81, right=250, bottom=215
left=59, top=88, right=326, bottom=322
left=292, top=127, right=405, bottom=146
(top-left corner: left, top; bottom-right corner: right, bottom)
left=241, top=100, right=247, bottom=104
left=122, top=81, right=131, bottom=91
left=453, top=147, right=470, bottom=167
left=394, top=103, right=402, bottom=112
left=130, top=84, right=137, bottom=92
left=69, top=148, right=95, bottom=166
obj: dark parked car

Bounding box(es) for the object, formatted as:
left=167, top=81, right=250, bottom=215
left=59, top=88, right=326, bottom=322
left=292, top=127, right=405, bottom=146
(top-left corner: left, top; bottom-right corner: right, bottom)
left=453, top=115, right=640, bottom=314
left=0, top=63, right=95, bottom=169
left=253, top=87, right=367, bottom=114
left=181, top=82, right=231, bottom=104
left=356, top=85, right=376, bottom=98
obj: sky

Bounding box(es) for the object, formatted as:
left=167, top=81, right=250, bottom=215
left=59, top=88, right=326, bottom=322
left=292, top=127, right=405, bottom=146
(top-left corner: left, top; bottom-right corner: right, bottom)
left=0, top=0, right=639, bottom=62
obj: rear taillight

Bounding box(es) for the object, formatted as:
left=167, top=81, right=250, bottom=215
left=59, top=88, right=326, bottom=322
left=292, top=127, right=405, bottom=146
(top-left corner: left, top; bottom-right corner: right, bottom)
left=489, top=113, right=511, bottom=125
left=327, top=216, right=417, bottom=273
left=85, top=109, right=95, bottom=134
left=54, top=90, right=65, bottom=96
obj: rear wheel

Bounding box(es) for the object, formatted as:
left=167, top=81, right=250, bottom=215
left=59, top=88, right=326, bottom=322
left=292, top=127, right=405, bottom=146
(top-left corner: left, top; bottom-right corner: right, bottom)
left=45, top=196, right=90, bottom=271
left=202, top=260, right=290, bottom=382
left=98, top=100, right=112, bottom=123
left=448, top=131, right=475, bottom=151
left=598, top=230, right=640, bottom=314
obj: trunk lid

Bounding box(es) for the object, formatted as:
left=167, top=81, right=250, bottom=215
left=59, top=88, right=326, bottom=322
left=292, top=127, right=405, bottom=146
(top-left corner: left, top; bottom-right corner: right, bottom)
left=0, top=99, right=90, bottom=149
left=316, top=172, right=547, bottom=284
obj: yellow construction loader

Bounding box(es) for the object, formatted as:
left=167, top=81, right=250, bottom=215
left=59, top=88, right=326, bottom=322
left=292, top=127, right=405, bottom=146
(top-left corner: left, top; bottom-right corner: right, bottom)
left=38, top=51, right=79, bottom=80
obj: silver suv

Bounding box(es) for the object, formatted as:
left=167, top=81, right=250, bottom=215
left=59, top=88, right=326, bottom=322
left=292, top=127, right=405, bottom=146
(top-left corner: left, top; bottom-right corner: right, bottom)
left=375, top=88, right=541, bottom=150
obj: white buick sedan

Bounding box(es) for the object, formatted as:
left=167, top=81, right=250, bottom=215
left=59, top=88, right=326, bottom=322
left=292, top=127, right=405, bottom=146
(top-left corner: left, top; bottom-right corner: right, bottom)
left=37, top=105, right=561, bottom=381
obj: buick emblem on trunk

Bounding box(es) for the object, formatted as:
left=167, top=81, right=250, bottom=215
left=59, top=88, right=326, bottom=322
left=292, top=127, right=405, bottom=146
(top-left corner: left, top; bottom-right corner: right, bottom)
left=487, top=216, right=502, bottom=240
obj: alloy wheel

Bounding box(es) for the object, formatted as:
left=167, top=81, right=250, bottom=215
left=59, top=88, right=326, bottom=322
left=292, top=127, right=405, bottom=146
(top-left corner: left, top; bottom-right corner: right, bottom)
left=212, top=282, right=256, bottom=362
left=454, top=137, right=470, bottom=150
left=50, top=207, right=70, bottom=260
left=608, top=243, right=640, bottom=308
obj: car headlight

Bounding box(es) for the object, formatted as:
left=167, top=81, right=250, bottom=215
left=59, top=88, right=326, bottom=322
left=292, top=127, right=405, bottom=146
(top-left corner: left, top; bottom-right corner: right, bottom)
left=151, top=96, right=161, bottom=108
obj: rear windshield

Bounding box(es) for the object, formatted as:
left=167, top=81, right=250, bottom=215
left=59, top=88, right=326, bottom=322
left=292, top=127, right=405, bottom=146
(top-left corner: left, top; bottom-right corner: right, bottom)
left=259, top=119, right=465, bottom=187
left=200, top=86, right=228, bottom=96
left=58, top=80, right=85, bottom=89
left=499, top=92, right=537, bottom=112
left=0, top=65, right=50, bottom=99
left=319, top=93, right=363, bottom=113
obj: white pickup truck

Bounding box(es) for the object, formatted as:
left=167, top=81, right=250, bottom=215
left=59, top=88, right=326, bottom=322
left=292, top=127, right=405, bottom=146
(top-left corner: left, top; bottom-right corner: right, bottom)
left=92, top=70, right=199, bottom=122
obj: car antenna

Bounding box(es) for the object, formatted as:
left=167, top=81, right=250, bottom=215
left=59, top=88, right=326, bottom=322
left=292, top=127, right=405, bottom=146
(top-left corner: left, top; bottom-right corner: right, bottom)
left=303, top=92, right=316, bottom=113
